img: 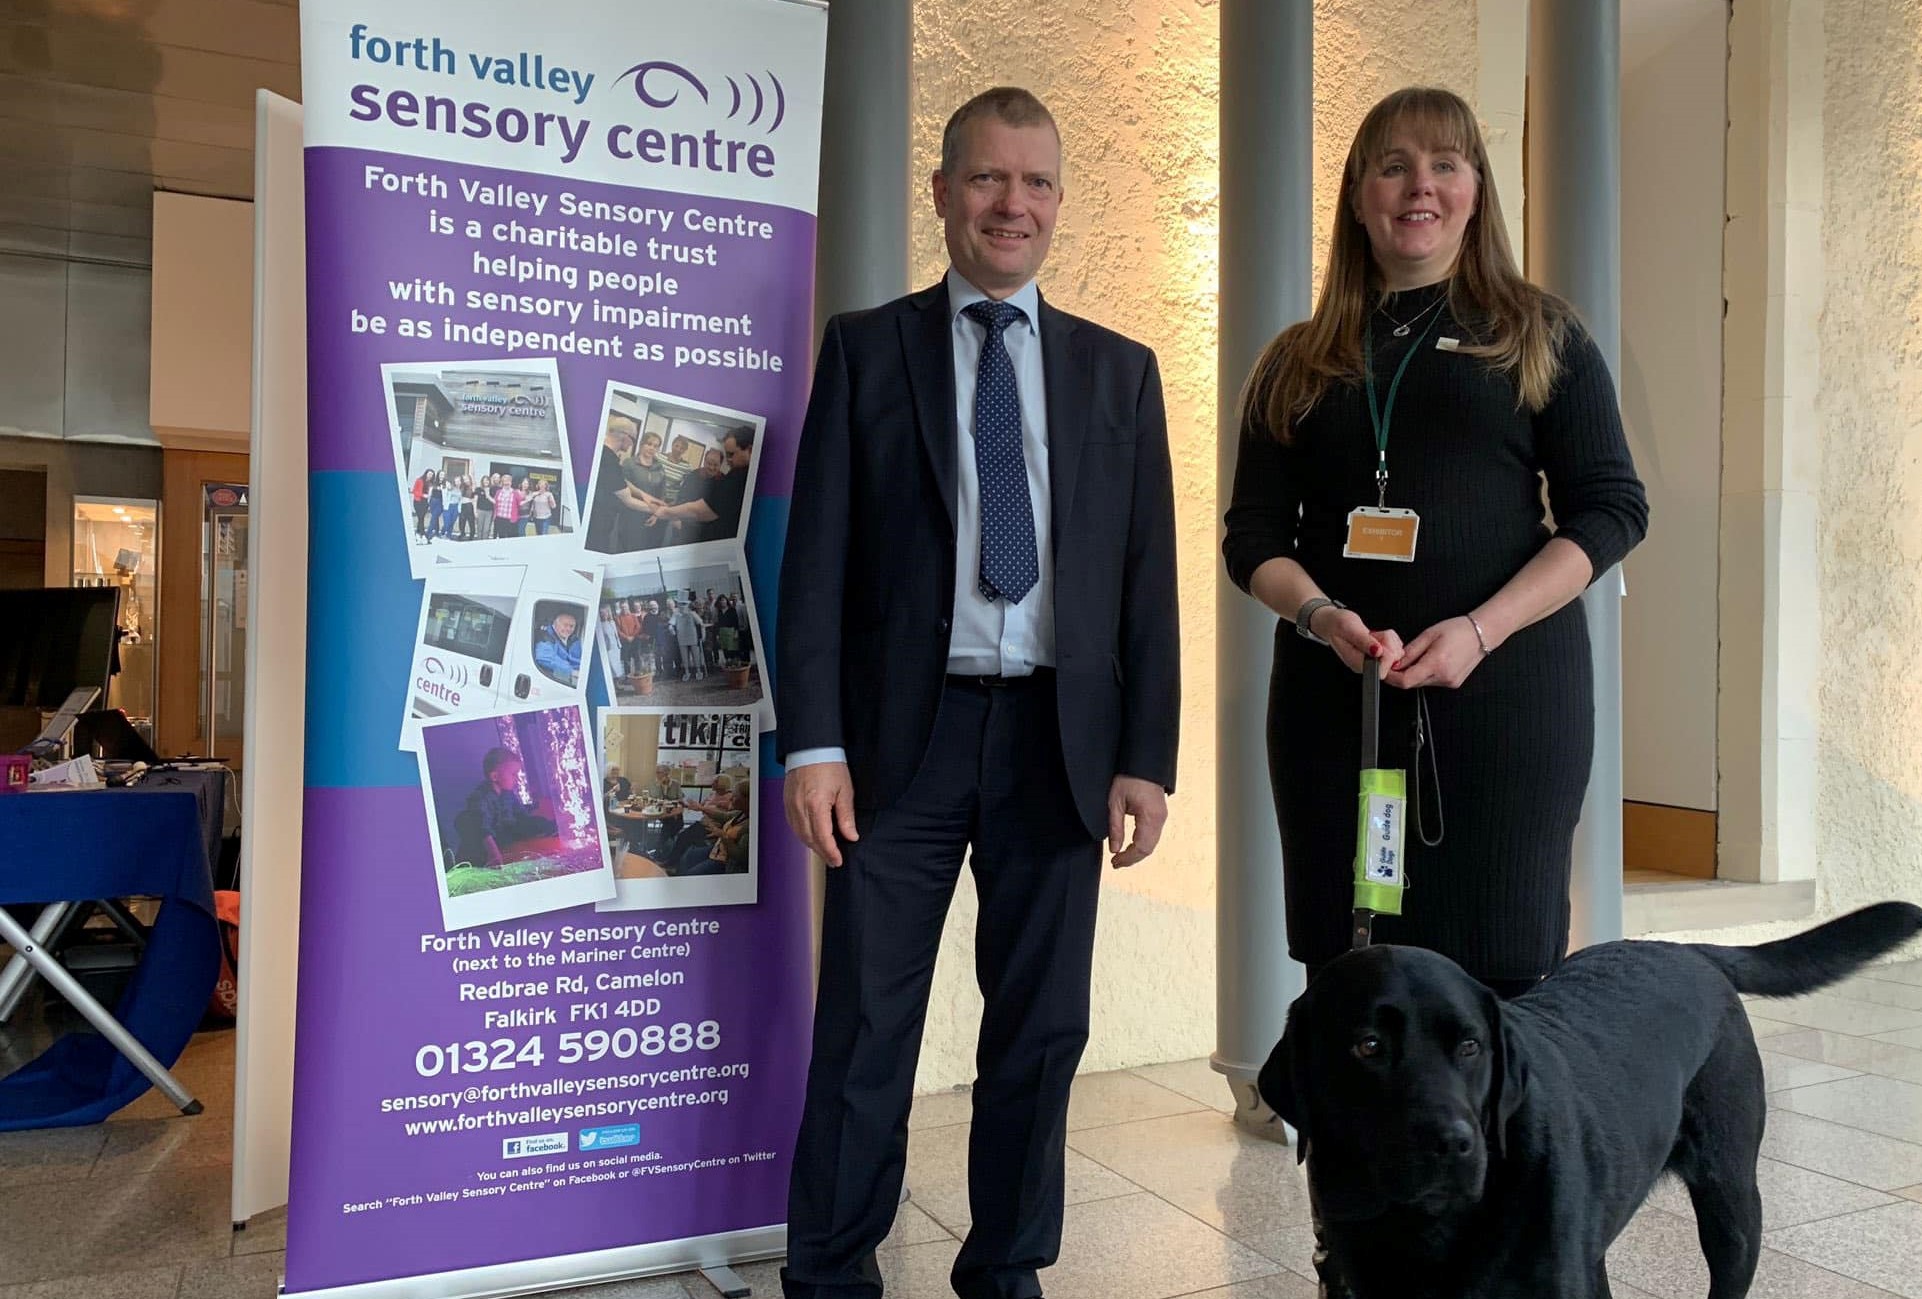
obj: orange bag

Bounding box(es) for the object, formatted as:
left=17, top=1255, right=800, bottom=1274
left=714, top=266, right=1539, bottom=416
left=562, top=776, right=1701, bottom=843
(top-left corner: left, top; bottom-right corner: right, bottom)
left=207, top=890, right=242, bottom=1021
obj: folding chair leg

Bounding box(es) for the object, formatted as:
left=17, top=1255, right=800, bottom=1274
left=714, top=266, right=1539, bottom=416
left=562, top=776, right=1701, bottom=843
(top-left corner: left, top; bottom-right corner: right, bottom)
left=0, top=908, right=201, bottom=1114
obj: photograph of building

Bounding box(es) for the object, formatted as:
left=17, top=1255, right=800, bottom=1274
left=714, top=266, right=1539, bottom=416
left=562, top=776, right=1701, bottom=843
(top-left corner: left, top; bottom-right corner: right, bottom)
left=385, top=359, right=581, bottom=574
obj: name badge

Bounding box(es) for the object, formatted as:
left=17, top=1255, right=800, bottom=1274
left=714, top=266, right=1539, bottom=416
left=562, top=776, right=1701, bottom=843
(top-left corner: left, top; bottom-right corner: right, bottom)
left=1344, top=507, right=1419, bottom=562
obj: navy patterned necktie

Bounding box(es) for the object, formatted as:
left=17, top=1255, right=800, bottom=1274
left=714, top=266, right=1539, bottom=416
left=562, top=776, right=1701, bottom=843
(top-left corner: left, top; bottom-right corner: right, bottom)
left=963, top=299, right=1039, bottom=605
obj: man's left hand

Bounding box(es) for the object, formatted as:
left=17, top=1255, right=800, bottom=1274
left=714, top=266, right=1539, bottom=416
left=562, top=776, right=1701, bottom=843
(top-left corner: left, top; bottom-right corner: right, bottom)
left=1107, top=775, right=1168, bottom=869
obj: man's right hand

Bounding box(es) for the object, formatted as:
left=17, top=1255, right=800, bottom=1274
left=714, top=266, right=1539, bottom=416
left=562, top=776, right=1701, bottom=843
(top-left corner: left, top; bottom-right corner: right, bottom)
left=784, top=761, right=859, bottom=868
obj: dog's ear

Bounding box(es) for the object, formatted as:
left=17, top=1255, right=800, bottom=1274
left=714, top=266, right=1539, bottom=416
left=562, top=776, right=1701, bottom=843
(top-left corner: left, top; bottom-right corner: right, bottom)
left=1480, top=989, right=1529, bottom=1158
left=1258, top=1000, right=1312, bottom=1164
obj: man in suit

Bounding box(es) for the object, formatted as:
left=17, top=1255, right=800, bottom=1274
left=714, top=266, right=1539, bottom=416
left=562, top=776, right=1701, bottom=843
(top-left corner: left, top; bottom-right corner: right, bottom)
left=776, top=87, right=1180, bottom=1299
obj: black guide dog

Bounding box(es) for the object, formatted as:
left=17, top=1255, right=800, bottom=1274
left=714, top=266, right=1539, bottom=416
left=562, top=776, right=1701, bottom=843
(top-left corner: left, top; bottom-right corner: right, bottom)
left=1259, top=902, right=1922, bottom=1299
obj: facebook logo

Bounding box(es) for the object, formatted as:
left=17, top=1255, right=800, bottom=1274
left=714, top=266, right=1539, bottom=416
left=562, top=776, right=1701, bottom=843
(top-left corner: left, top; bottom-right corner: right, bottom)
left=502, top=1133, right=568, bottom=1159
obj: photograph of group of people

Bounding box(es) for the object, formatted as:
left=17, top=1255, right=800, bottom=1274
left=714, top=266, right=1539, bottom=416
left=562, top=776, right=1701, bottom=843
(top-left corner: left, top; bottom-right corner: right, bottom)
left=380, top=361, right=773, bottom=928
left=408, top=470, right=564, bottom=542
left=581, top=384, right=763, bottom=558
left=384, top=359, right=580, bottom=579
left=597, top=709, right=758, bottom=911
left=594, top=555, right=768, bottom=712
left=416, top=702, right=615, bottom=931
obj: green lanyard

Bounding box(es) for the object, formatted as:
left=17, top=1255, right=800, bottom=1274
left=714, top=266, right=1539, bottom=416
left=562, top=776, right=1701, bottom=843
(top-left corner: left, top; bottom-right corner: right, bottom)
left=1362, top=307, right=1443, bottom=508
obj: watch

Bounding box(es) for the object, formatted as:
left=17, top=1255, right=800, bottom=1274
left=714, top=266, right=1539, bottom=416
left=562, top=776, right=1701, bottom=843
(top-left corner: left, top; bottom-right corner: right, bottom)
left=1295, top=596, right=1344, bottom=645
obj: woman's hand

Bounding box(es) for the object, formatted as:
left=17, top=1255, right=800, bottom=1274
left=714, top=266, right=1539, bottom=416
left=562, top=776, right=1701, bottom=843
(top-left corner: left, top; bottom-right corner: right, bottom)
left=1386, top=616, right=1488, bottom=689
left=1315, top=607, right=1405, bottom=675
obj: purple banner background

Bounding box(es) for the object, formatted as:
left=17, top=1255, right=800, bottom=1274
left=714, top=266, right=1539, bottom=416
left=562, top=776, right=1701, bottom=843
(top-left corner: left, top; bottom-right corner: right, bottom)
left=286, top=787, right=809, bottom=1290
left=285, top=140, right=817, bottom=1295
left=303, top=148, right=816, bottom=498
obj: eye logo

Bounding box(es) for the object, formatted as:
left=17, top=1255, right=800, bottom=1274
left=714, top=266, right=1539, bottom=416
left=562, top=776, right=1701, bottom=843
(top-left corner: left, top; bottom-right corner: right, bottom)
left=422, top=656, right=470, bottom=687
left=615, top=60, right=788, bottom=134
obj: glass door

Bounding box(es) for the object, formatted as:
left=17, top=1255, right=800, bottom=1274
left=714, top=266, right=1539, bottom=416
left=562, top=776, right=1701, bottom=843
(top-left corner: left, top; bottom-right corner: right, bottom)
left=200, top=483, right=249, bottom=766
left=71, top=495, right=160, bottom=736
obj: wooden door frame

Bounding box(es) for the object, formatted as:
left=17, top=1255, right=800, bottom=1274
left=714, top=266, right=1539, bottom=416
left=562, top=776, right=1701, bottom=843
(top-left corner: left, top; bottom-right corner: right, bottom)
left=157, top=448, right=249, bottom=760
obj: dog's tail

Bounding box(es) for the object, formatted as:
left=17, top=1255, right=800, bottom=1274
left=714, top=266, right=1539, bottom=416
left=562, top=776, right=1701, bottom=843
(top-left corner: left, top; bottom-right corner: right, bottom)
left=1691, top=901, right=1922, bottom=998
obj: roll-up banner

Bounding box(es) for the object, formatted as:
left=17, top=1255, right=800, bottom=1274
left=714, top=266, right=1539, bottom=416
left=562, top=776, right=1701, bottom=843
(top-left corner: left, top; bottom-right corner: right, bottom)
left=287, top=2, right=825, bottom=1292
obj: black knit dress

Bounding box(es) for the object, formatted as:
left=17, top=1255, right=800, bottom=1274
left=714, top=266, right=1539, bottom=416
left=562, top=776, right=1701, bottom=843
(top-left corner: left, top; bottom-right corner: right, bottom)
left=1222, top=281, right=1649, bottom=981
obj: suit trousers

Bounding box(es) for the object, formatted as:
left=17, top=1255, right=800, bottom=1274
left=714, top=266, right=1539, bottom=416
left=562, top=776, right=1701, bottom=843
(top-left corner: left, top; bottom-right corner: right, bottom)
left=781, top=671, right=1103, bottom=1299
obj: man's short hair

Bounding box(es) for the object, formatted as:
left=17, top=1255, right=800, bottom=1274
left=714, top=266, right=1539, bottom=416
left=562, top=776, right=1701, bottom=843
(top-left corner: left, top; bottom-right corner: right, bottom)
left=940, top=87, right=1059, bottom=177
left=725, top=425, right=756, bottom=451
left=483, top=747, right=518, bottom=777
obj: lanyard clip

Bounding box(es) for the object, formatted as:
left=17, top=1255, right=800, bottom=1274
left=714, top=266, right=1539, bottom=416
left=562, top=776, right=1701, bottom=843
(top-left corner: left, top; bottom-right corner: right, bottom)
left=1375, top=461, right=1389, bottom=510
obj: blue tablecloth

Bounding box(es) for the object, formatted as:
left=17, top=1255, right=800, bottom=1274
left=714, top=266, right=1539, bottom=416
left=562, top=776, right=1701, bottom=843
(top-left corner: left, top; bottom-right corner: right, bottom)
left=0, top=769, right=224, bottom=1129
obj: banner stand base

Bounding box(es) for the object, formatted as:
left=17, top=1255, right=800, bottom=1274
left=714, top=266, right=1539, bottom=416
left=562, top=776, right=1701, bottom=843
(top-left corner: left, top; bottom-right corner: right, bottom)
left=279, top=1226, right=784, bottom=1299
left=699, top=1265, right=752, bottom=1298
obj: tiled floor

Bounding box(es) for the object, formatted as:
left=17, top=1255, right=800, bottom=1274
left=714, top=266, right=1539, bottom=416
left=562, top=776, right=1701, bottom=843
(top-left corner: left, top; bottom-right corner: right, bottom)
left=5, top=960, right=1922, bottom=1299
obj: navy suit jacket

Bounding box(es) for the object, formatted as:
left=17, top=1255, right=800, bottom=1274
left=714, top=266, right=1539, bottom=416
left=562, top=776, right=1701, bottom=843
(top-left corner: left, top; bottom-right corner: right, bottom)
left=775, top=279, right=1179, bottom=840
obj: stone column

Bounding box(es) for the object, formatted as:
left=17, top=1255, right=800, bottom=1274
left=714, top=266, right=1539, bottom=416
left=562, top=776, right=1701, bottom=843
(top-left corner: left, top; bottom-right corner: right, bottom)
left=1216, top=0, right=1313, bottom=1136
left=1528, top=0, right=1626, bottom=948
left=814, top=0, right=913, bottom=330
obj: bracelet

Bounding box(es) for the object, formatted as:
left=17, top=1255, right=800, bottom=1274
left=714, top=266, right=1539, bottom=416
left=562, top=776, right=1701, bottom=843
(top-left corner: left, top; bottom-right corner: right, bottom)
left=1465, top=614, right=1492, bottom=656
left=1295, top=596, right=1344, bottom=645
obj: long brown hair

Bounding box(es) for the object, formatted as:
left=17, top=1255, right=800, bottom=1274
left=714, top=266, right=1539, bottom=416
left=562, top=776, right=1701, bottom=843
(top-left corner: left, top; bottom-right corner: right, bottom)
left=1242, top=87, right=1575, bottom=442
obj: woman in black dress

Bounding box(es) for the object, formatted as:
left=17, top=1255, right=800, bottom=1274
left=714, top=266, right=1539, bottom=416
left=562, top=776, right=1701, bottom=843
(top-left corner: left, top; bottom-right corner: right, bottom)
left=1223, top=87, right=1648, bottom=996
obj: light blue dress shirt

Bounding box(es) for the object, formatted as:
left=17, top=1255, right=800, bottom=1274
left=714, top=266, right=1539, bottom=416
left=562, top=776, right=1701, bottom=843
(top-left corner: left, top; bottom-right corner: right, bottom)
left=787, top=267, right=1056, bottom=773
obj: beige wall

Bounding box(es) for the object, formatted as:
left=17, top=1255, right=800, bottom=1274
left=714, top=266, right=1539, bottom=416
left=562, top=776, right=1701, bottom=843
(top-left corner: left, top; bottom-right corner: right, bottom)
left=608, top=714, right=662, bottom=789
left=1307, top=3, right=1480, bottom=298
left=150, top=192, right=255, bottom=452
left=907, top=0, right=1481, bottom=1093
left=1653, top=0, right=1922, bottom=942
left=1619, top=0, right=1725, bottom=812
left=1812, top=0, right=1922, bottom=915
left=1715, top=0, right=1824, bottom=886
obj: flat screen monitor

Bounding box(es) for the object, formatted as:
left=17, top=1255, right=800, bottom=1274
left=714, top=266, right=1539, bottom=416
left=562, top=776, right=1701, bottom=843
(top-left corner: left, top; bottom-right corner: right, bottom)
left=0, top=587, right=120, bottom=711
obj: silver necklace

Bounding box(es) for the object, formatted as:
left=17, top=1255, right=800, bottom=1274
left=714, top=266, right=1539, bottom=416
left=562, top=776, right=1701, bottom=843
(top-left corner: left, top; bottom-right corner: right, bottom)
left=1377, top=293, right=1446, bottom=337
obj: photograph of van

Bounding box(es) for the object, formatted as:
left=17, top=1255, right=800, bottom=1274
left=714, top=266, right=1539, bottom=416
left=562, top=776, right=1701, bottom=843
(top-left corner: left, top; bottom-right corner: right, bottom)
left=399, top=561, right=601, bottom=751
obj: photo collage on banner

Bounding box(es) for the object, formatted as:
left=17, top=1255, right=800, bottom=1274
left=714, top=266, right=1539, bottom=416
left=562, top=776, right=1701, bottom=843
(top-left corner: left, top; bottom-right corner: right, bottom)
left=583, top=383, right=772, bottom=718
left=392, top=371, right=779, bottom=932
left=384, top=358, right=614, bottom=929
left=288, top=0, right=826, bottom=1294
